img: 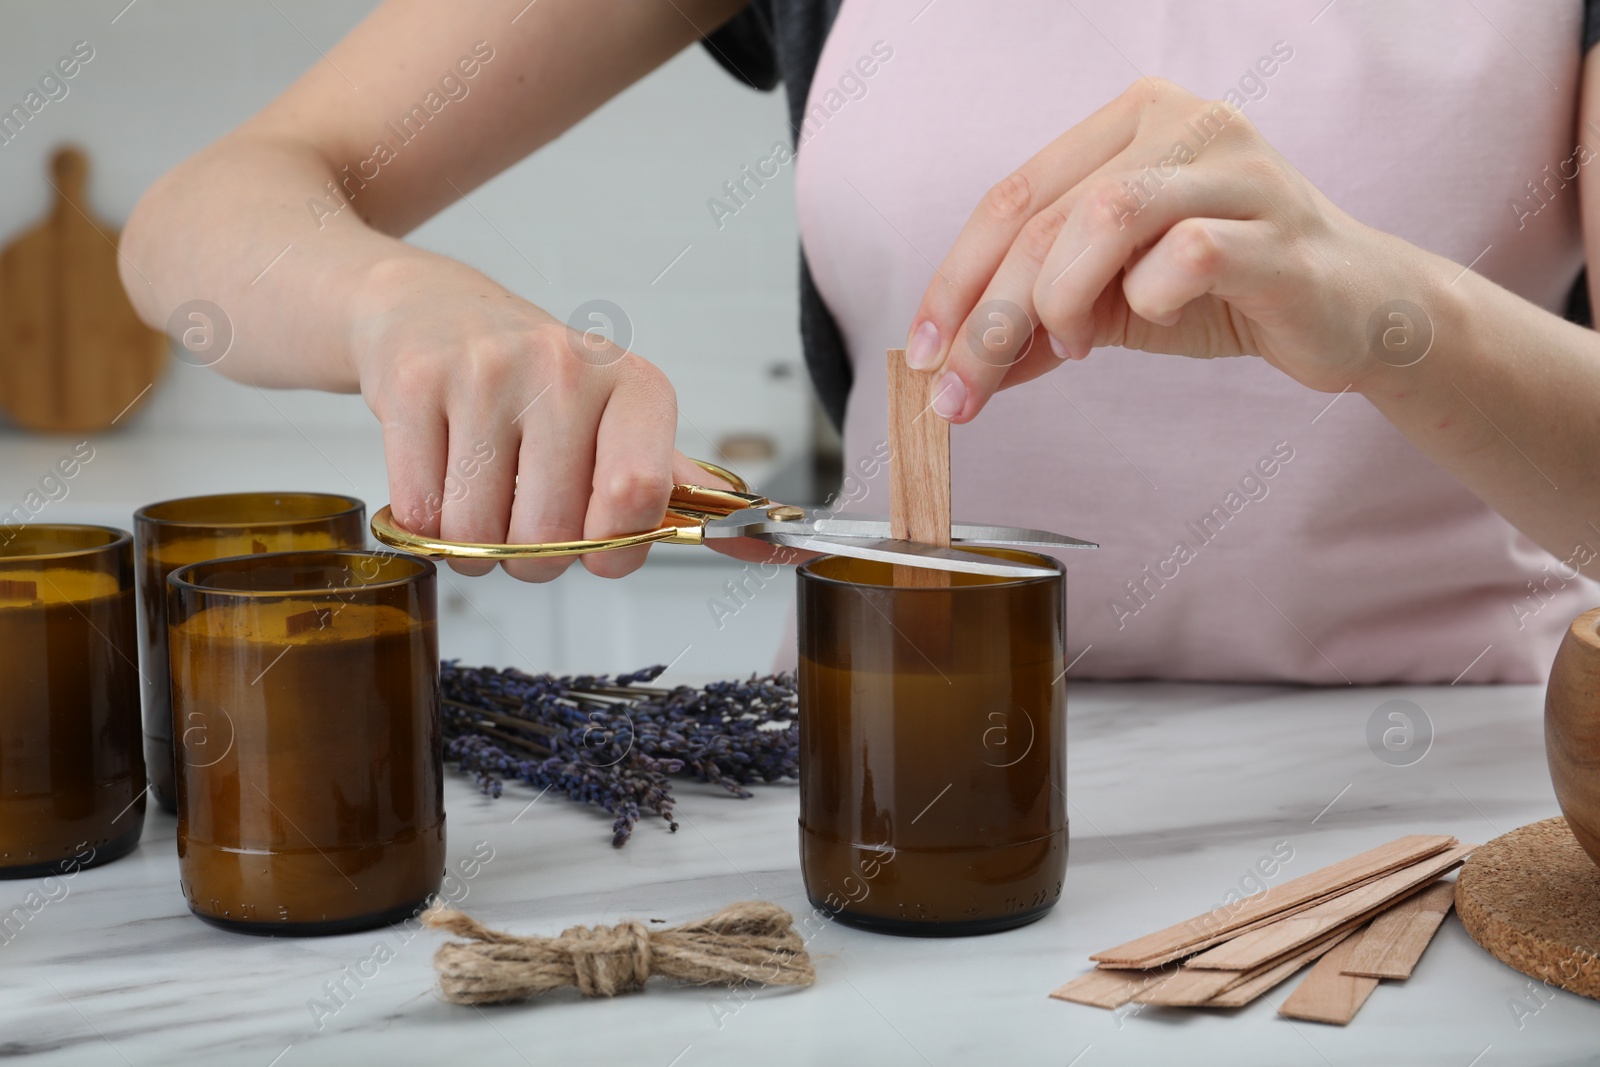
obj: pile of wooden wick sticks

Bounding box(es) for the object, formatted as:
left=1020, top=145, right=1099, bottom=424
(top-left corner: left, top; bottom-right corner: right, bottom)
left=1053, top=835, right=1472, bottom=1025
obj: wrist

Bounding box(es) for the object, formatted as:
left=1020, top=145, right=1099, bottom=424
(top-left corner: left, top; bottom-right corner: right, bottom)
left=345, top=250, right=459, bottom=384
left=1350, top=241, right=1465, bottom=400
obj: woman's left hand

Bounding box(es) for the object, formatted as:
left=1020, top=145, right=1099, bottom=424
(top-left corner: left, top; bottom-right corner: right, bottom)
left=903, top=77, right=1437, bottom=420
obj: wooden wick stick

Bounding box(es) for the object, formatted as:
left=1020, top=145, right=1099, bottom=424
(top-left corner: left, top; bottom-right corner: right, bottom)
left=0, top=579, right=39, bottom=601
left=284, top=607, right=332, bottom=637
left=887, top=348, right=951, bottom=588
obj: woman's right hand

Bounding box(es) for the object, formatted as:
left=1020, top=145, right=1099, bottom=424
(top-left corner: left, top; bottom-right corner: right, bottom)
left=351, top=254, right=707, bottom=582
left=119, top=0, right=754, bottom=584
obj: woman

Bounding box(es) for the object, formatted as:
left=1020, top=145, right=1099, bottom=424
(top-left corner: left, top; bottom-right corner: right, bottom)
left=123, top=0, right=1600, bottom=683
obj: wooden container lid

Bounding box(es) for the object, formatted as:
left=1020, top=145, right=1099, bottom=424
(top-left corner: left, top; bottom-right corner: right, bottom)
left=1456, top=817, right=1600, bottom=1000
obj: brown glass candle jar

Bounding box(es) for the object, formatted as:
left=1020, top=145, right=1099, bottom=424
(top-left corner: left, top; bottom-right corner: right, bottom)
left=135, top=493, right=365, bottom=812
left=167, top=550, right=443, bottom=935
left=1, top=525, right=145, bottom=878
left=797, top=549, right=1067, bottom=936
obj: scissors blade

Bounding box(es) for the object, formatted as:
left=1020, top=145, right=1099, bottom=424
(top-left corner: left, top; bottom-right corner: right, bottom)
left=811, top=515, right=1098, bottom=550
left=698, top=507, right=1097, bottom=551
left=951, top=523, right=1098, bottom=549
left=757, top=533, right=1057, bottom=579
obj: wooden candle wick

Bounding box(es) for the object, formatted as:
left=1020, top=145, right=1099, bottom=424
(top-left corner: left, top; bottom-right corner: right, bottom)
left=0, top=579, right=39, bottom=601
left=887, top=348, right=951, bottom=588
left=284, top=607, right=332, bottom=637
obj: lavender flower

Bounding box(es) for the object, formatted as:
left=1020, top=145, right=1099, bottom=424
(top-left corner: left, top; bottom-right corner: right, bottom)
left=439, top=662, right=798, bottom=846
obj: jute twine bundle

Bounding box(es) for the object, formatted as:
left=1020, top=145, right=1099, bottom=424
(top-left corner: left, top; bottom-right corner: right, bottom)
left=423, top=901, right=816, bottom=1005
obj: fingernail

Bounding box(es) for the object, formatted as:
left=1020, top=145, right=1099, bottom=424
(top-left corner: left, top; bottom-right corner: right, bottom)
left=1049, top=335, right=1069, bottom=360
left=905, top=320, right=940, bottom=369
left=931, top=371, right=966, bottom=420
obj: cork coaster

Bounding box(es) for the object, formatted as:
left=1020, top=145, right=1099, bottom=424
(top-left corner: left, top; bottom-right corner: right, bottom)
left=1456, top=817, right=1600, bottom=1000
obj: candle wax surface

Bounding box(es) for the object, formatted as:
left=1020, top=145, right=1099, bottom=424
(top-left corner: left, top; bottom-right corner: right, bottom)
left=175, top=597, right=419, bottom=644
left=153, top=527, right=347, bottom=568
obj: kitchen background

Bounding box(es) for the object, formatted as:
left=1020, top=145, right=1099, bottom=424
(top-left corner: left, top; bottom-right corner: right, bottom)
left=0, top=0, right=823, bottom=677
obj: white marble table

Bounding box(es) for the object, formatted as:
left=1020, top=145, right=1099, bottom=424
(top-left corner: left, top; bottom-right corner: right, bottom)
left=3, top=680, right=1596, bottom=1066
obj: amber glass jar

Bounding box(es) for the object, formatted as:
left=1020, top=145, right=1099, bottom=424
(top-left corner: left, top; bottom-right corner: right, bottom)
left=797, top=548, right=1066, bottom=935
left=135, top=493, right=365, bottom=812
left=0, top=525, right=145, bottom=877
left=168, top=550, right=443, bottom=935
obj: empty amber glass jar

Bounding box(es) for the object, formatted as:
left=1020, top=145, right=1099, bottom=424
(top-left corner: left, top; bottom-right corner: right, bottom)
left=135, top=493, right=365, bottom=812
left=168, top=550, right=443, bottom=935
left=1, top=524, right=145, bottom=877
left=797, top=548, right=1066, bottom=935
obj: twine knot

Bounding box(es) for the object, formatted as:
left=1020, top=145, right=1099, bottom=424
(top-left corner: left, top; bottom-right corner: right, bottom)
left=562, top=919, right=652, bottom=996
left=423, top=901, right=816, bottom=1005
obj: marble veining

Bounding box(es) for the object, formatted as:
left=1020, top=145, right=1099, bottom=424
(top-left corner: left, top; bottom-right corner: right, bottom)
left=2, top=681, right=1597, bottom=1066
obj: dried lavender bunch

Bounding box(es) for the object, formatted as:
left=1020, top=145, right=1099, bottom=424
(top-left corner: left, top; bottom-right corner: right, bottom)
left=439, top=662, right=799, bottom=846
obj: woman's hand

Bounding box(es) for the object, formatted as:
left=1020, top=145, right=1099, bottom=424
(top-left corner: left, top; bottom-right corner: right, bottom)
left=352, top=254, right=716, bottom=582
left=903, top=78, right=1434, bottom=419
left=118, top=0, right=752, bottom=584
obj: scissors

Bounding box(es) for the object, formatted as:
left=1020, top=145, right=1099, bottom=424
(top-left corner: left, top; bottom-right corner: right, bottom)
left=369, top=460, right=1097, bottom=579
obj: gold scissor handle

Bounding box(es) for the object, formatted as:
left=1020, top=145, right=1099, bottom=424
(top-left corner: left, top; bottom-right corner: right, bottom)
left=369, top=459, right=761, bottom=561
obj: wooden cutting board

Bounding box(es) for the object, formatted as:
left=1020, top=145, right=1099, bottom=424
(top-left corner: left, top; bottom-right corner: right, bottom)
left=0, top=146, right=166, bottom=432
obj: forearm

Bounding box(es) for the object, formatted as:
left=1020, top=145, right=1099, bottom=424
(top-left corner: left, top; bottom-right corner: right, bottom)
left=120, top=135, right=467, bottom=393
left=1358, top=247, right=1600, bottom=574
left=119, top=0, right=745, bottom=393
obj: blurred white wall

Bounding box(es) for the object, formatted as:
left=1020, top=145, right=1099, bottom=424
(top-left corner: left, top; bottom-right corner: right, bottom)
left=0, top=0, right=805, bottom=678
